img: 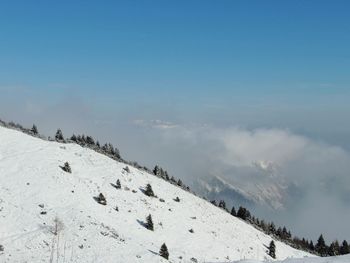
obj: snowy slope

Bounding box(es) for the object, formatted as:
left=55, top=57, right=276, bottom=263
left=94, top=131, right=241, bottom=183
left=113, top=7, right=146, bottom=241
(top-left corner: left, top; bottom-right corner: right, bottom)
left=0, top=126, right=312, bottom=263
left=232, top=254, right=350, bottom=263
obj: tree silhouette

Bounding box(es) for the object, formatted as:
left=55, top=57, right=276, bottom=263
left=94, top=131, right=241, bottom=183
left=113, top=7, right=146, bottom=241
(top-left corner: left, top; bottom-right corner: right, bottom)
left=159, top=243, right=169, bottom=260
left=31, top=124, right=38, bottom=135
left=268, top=240, right=276, bottom=259
left=146, top=214, right=154, bottom=231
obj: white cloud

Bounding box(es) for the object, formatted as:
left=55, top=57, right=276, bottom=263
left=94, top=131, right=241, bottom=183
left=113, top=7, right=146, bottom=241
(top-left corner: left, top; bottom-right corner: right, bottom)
left=133, top=119, right=179, bottom=129
left=134, top=123, right=350, bottom=241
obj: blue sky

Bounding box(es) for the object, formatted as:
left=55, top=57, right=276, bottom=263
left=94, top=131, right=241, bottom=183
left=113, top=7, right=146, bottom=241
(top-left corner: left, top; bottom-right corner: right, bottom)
left=1, top=1, right=349, bottom=96
left=0, top=1, right=350, bottom=139
left=1, top=1, right=350, bottom=147
left=1, top=1, right=350, bottom=141
left=1, top=0, right=350, bottom=241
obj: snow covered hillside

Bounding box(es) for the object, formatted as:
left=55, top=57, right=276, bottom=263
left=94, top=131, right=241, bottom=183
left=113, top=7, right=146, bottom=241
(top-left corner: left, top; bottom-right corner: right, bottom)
left=232, top=254, right=350, bottom=263
left=0, top=126, right=311, bottom=262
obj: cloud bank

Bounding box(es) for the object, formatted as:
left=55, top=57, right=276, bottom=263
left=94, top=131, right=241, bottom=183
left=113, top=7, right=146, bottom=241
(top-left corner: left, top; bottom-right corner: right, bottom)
left=133, top=121, right=350, bottom=242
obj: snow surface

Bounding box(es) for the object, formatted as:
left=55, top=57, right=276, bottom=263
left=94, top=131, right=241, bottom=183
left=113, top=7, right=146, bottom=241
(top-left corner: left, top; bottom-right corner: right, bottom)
left=0, top=126, right=312, bottom=262
left=232, top=254, right=350, bottom=263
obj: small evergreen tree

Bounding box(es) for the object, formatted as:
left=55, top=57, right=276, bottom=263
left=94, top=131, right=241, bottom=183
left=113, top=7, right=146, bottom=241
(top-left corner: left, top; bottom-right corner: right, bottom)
left=316, top=234, right=328, bottom=256
left=55, top=129, right=64, bottom=141
left=81, top=135, right=86, bottom=144
left=146, top=214, right=154, bottom=231
left=177, top=179, right=182, bottom=186
left=159, top=243, right=169, bottom=260
left=97, top=193, right=107, bottom=205
left=218, top=200, right=226, bottom=210
left=282, top=226, right=289, bottom=239
left=276, top=227, right=282, bottom=237
left=31, top=124, right=38, bottom=135
left=164, top=171, right=169, bottom=180
left=145, top=183, right=155, bottom=197
left=230, top=206, right=236, bottom=216
left=340, top=240, right=350, bottom=255
left=268, top=240, right=276, bottom=259
left=260, top=220, right=267, bottom=232
left=114, top=147, right=121, bottom=159
left=328, top=240, right=340, bottom=256
left=309, top=240, right=315, bottom=251
left=333, top=240, right=340, bottom=255
left=153, top=165, right=160, bottom=176
left=86, top=136, right=95, bottom=145
left=174, top=196, right=180, bottom=202
left=116, top=179, right=121, bottom=189
left=62, top=162, right=72, bottom=173
left=268, top=222, right=276, bottom=234
left=237, top=206, right=250, bottom=220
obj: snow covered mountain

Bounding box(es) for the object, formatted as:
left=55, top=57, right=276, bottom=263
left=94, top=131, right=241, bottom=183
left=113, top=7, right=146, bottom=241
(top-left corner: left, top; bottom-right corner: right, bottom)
left=195, top=163, right=288, bottom=211
left=0, top=125, right=312, bottom=262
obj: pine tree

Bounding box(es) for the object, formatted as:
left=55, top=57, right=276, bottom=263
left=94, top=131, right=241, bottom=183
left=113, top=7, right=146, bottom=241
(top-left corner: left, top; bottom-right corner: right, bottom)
left=340, top=240, right=350, bottom=255
left=268, top=222, right=276, bottom=234
left=164, top=171, right=169, bottom=181
left=153, top=165, right=160, bottom=176
left=62, top=162, right=72, bottom=173
left=55, top=129, right=64, bottom=141
left=218, top=200, right=226, bottom=210
left=334, top=240, right=340, bottom=255
left=86, top=136, right=95, bottom=145
left=309, top=240, right=315, bottom=251
left=177, top=179, right=182, bottom=186
left=114, top=147, right=121, bottom=159
left=237, top=206, right=250, bottom=220
left=145, top=184, right=155, bottom=197
left=268, top=240, right=276, bottom=259
left=31, top=124, right=38, bottom=135
left=328, top=240, right=340, bottom=256
left=98, top=193, right=107, bottom=205
left=146, top=214, right=154, bottom=231
left=116, top=179, right=121, bottom=189
left=276, top=227, right=282, bottom=238
left=159, top=243, right=169, bottom=260
left=316, top=234, right=327, bottom=256
left=260, top=220, right=267, bottom=232
left=282, top=226, right=289, bottom=239
left=230, top=206, right=236, bottom=216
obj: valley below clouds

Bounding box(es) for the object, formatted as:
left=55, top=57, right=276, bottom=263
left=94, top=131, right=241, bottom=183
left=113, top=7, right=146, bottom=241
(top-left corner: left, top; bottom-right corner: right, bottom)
left=132, top=121, right=350, bottom=242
